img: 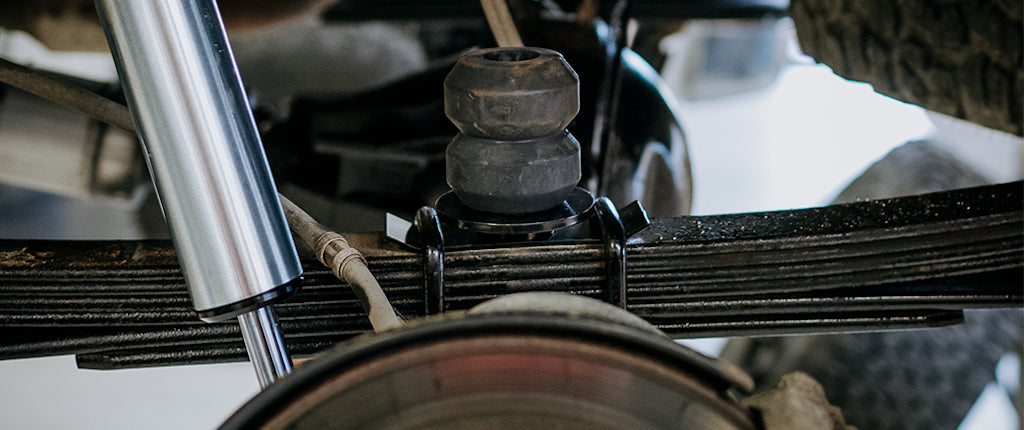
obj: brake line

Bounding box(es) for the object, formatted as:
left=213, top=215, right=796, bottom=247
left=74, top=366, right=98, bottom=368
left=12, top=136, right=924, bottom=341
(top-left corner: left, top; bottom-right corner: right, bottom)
left=280, top=195, right=403, bottom=332
left=0, top=57, right=135, bottom=133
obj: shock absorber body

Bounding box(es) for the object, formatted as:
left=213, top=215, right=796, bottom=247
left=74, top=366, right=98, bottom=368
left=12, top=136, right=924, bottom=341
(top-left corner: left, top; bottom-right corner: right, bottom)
left=94, top=0, right=301, bottom=386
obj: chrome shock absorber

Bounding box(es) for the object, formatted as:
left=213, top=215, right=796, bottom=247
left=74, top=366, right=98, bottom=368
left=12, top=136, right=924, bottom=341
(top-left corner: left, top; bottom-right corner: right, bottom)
left=94, top=0, right=301, bottom=387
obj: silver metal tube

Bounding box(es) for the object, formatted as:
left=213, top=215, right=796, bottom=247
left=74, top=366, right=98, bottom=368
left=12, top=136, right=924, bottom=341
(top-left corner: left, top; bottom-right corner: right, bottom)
left=94, top=0, right=302, bottom=321
left=96, top=0, right=300, bottom=385
left=238, top=307, right=293, bottom=388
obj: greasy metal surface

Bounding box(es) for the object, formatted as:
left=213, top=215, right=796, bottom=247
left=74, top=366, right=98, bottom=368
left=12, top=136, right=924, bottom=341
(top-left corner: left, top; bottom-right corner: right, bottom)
left=631, top=182, right=1023, bottom=243
left=444, top=47, right=582, bottom=213
left=220, top=313, right=756, bottom=430
left=0, top=182, right=1020, bottom=367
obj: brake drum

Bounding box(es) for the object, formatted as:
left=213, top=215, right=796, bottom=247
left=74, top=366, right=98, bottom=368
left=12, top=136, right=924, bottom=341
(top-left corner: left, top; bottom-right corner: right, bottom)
left=222, top=301, right=755, bottom=430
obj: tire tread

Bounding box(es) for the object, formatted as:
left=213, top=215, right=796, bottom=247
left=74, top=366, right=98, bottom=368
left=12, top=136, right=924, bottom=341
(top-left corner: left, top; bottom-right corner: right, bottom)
left=790, top=0, right=1023, bottom=135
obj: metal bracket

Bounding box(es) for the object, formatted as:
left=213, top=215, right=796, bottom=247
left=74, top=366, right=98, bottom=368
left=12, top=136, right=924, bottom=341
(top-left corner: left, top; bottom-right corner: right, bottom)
left=595, top=198, right=625, bottom=308
left=414, top=207, right=445, bottom=315
left=595, top=199, right=651, bottom=309
left=392, top=192, right=650, bottom=314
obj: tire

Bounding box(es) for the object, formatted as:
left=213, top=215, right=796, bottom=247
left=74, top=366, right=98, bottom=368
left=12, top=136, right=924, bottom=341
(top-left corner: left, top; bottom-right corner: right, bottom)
left=789, top=0, right=1023, bottom=135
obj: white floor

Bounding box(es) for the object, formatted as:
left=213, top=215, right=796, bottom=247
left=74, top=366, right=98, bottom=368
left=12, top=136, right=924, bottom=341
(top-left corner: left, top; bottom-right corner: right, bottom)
left=0, top=356, right=259, bottom=429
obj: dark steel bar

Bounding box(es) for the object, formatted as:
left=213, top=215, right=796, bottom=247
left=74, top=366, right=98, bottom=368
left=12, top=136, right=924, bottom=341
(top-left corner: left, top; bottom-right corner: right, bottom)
left=595, top=197, right=628, bottom=308
left=415, top=207, right=446, bottom=314
left=71, top=309, right=966, bottom=369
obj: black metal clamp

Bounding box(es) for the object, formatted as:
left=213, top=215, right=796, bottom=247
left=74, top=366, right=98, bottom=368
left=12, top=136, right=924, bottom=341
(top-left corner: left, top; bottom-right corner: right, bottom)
left=414, top=207, right=446, bottom=315
left=594, top=199, right=651, bottom=309
left=594, top=198, right=626, bottom=308
left=401, top=191, right=651, bottom=315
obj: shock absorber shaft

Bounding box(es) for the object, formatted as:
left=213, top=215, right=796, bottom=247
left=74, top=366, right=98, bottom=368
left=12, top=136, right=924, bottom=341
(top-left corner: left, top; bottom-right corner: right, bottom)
left=94, top=0, right=301, bottom=386
left=237, top=306, right=292, bottom=387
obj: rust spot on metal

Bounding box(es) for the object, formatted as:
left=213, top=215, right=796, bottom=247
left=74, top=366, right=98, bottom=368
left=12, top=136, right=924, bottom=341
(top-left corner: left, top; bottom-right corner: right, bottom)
left=0, top=247, right=46, bottom=268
